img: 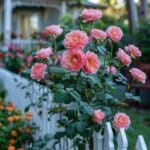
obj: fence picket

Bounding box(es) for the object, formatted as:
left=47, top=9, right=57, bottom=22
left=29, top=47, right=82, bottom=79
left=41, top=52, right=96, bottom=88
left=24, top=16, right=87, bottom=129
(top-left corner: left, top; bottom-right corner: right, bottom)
left=117, top=128, right=128, bottom=150
left=136, top=135, right=148, bottom=150
left=104, top=122, right=114, bottom=150
left=93, top=131, right=103, bottom=150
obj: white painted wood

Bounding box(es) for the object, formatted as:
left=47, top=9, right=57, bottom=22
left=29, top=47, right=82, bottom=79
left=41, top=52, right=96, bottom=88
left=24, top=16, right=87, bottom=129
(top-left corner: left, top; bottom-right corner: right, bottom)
left=93, top=131, right=103, bottom=150
left=136, top=135, right=148, bottom=150
left=61, top=1, right=67, bottom=16
left=117, top=128, right=128, bottom=150
left=104, top=122, right=114, bottom=150
left=4, top=0, right=12, bottom=45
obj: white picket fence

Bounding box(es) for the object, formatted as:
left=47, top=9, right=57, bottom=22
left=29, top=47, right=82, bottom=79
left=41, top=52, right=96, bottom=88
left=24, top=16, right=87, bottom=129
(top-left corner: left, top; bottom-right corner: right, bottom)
left=0, top=68, right=148, bottom=150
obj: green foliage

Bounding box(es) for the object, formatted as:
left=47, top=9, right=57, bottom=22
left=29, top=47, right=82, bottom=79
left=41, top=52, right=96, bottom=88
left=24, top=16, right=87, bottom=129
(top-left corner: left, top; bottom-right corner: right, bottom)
left=0, top=100, right=35, bottom=150
left=28, top=9, right=144, bottom=149
left=0, top=80, right=6, bottom=99
left=135, top=23, right=150, bottom=63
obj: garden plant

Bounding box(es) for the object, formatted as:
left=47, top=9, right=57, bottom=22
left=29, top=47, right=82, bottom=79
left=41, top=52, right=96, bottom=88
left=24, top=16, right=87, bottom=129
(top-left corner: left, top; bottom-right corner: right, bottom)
left=0, top=100, right=35, bottom=150
left=30, top=9, right=146, bottom=149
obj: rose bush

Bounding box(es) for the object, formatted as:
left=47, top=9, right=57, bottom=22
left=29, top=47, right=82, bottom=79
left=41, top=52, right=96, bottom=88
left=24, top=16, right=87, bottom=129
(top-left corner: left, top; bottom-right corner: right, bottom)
left=29, top=9, right=146, bottom=149
left=0, top=100, right=35, bottom=150
left=0, top=45, right=34, bottom=74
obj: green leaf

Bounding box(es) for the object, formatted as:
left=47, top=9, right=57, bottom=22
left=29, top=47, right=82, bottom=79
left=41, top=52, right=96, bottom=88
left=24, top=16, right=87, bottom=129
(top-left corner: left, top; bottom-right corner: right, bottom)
left=53, top=89, right=68, bottom=103
left=81, top=73, right=101, bottom=87
left=55, top=131, right=65, bottom=139
left=50, top=67, right=69, bottom=74
left=125, top=92, right=141, bottom=102
left=44, top=133, right=54, bottom=141
left=97, top=45, right=107, bottom=55
left=76, top=121, right=86, bottom=133
left=66, top=88, right=81, bottom=102
left=65, top=124, right=76, bottom=139
left=82, top=105, right=93, bottom=116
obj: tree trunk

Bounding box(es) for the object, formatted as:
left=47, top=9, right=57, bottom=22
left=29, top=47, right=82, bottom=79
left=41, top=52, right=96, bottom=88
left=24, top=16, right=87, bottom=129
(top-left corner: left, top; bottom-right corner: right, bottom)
left=140, top=0, right=148, bottom=22
left=126, top=0, right=139, bottom=35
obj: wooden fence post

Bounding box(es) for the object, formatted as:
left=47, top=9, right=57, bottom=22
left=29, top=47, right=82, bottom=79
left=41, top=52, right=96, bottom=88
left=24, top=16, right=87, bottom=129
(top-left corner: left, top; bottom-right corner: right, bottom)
left=117, top=128, right=128, bottom=150
left=104, top=122, right=114, bottom=150
left=93, top=131, right=103, bottom=150
left=136, top=135, right=147, bottom=150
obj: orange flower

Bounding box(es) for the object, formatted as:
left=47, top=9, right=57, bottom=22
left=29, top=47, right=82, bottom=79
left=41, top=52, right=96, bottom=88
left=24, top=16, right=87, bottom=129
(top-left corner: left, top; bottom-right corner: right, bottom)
left=8, top=145, right=15, bottom=150
left=25, top=127, right=31, bottom=134
left=0, top=104, right=4, bottom=110
left=11, top=130, right=17, bottom=137
left=25, top=112, right=32, bottom=121
left=9, top=139, right=16, bottom=145
left=13, top=115, right=22, bottom=121
left=8, top=101, right=14, bottom=107
left=6, top=106, right=15, bottom=112
left=7, top=116, right=14, bottom=123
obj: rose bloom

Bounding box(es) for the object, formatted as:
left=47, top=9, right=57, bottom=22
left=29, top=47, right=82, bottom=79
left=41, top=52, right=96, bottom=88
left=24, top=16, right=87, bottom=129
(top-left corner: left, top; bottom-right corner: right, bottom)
left=44, top=25, right=63, bottom=36
left=0, top=52, right=4, bottom=59
left=61, top=49, right=85, bottom=72
left=81, top=9, right=102, bottom=22
left=90, top=29, right=107, bottom=40
left=17, top=52, right=24, bottom=58
left=36, top=47, right=52, bottom=59
left=27, top=55, right=33, bottom=63
left=31, top=63, right=47, bottom=81
left=83, top=51, right=100, bottom=74
left=63, top=30, right=89, bottom=49
left=130, top=68, right=146, bottom=84
left=117, top=48, right=131, bottom=66
left=92, top=109, right=105, bottom=123
left=8, top=146, right=16, bottom=150
left=125, top=44, right=141, bottom=58
left=107, top=26, right=123, bottom=42
left=113, top=113, right=131, bottom=130
left=106, top=66, right=117, bottom=75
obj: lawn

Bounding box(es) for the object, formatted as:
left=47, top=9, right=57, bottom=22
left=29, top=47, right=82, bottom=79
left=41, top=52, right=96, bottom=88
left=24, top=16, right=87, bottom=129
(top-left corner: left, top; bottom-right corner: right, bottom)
left=122, top=108, right=150, bottom=149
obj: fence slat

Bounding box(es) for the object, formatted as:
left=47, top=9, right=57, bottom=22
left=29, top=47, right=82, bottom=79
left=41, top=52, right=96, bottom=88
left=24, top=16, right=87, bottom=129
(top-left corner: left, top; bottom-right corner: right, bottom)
left=117, top=128, right=128, bottom=150
left=136, top=135, right=148, bottom=150
left=104, top=122, right=114, bottom=150
left=93, top=131, right=103, bottom=150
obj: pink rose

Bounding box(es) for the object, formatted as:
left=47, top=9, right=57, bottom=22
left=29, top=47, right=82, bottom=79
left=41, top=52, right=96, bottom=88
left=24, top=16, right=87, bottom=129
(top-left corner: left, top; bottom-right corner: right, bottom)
left=31, top=63, right=47, bottom=81
left=107, top=26, right=123, bottom=42
left=44, top=25, right=63, bottom=36
left=36, top=47, right=52, bottom=59
left=92, top=109, right=105, bottom=123
left=17, top=52, right=24, bottom=58
left=106, top=66, right=117, bottom=75
left=27, top=56, right=33, bottom=63
left=83, top=51, right=100, bottom=74
left=90, top=29, right=107, bottom=40
left=63, top=30, right=89, bottom=49
left=125, top=45, right=141, bottom=58
left=81, top=9, right=102, bottom=22
left=130, top=68, right=146, bottom=84
left=61, top=49, right=85, bottom=72
left=117, top=48, right=131, bottom=66
left=113, top=113, right=131, bottom=130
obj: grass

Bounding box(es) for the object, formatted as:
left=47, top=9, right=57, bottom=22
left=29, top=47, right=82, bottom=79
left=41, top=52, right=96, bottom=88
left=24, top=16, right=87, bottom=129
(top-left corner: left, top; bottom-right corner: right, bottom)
left=122, top=108, right=150, bottom=149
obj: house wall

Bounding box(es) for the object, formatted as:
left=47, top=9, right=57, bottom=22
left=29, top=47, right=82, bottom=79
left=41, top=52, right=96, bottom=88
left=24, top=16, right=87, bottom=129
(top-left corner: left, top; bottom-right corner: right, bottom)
left=11, top=7, right=59, bottom=38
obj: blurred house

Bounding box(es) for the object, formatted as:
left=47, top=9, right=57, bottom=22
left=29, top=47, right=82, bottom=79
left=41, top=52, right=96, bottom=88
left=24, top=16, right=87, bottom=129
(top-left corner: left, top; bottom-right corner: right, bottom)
left=0, top=0, right=105, bottom=45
